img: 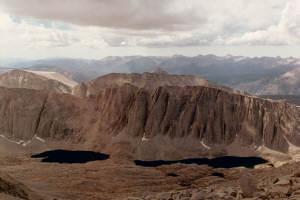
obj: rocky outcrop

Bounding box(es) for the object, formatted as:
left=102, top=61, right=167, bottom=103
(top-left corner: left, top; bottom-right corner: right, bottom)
left=72, top=71, right=245, bottom=98
left=0, top=87, right=87, bottom=141
left=0, top=171, right=43, bottom=200
left=0, top=70, right=75, bottom=93
left=0, top=83, right=299, bottom=160
left=91, top=85, right=300, bottom=159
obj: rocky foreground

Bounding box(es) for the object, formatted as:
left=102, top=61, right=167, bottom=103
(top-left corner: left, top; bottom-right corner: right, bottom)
left=142, top=162, right=300, bottom=200
left=1, top=152, right=300, bottom=200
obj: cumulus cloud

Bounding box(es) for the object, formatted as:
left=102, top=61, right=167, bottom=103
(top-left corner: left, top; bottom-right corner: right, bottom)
left=0, top=0, right=287, bottom=32
left=0, top=0, right=205, bottom=31
left=228, top=0, right=300, bottom=45
left=0, top=9, right=109, bottom=49
left=1, top=0, right=300, bottom=59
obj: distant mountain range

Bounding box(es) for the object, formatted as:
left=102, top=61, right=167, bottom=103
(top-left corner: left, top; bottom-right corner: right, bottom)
left=3, top=55, right=300, bottom=95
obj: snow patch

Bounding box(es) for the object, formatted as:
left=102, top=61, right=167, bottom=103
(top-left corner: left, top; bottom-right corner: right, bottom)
left=58, top=85, right=68, bottom=93
left=142, top=132, right=149, bottom=142
left=35, top=135, right=45, bottom=143
left=0, top=134, right=45, bottom=147
left=0, top=135, right=26, bottom=145
left=22, top=140, right=31, bottom=147
left=18, top=76, right=24, bottom=84
left=256, top=145, right=289, bottom=167
left=200, top=141, right=210, bottom=149
left=285, top=137, right=300, bottom=161
left=25, top=70, right=77, bottom=88
left=233, top=56, right=247, bottom=62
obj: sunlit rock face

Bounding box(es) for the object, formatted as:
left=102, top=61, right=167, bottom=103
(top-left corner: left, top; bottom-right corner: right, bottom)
left=0, top=81, right=299, bottom=162
left=91, top=84, right=300, bottom=160
left=0, top=69, right=76, bottom=93
left=72, top=70, right=245, bottom=98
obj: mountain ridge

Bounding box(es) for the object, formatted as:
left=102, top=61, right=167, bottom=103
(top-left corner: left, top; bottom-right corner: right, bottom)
left=0, top=83, right=299, bottom=164
left=0, top=68, right=298, bottom=165
left=73, top=70, right=246, bottom=98
left=0, top=69, right=76, bottom=94
left=6, top=55, right=300, bottom=95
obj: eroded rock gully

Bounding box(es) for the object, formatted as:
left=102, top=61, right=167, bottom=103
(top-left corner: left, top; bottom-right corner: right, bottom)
left=0, top=85, right=299, bottom=160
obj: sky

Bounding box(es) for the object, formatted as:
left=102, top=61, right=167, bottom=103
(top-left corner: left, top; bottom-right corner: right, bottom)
left=1, top=0, right=300, bottom=60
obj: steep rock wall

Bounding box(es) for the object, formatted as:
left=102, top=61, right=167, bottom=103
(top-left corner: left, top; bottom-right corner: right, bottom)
left=93, top=85, right=300, bottom=154
left=0, top=85, right=299, bottom=160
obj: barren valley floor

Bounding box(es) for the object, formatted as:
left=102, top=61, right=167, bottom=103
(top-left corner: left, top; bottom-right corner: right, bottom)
left=1, top=149, right=300, bottom=200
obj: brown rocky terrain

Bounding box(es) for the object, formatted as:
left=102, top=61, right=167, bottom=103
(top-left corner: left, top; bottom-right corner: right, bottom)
left=0, top=170, right=43, bottom=200
left=1, top=150, right=300, bottom=199
left=0, top=83, right=299, bottom=162
left=0, top=70, right=76, bottom=94
left=260, top=95, right=300, bottom=106
left=0, top=87, right=87, bottom=141
left=0, top=71, right=300, bottom=199
left=73, top=70, right=246, bottom=98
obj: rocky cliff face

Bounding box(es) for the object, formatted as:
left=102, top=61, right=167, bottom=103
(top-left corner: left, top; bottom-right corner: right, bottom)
left=73, top=71, right=245, bottom=98
left=97, top=85, right=297, bottom=143
left=0, top=70, right=75, bottom=93
left=0, top=87, right=87, bottom=141
left=90, top=85, right=300, bottom=159
left=0, top=83, right=299, bottom=161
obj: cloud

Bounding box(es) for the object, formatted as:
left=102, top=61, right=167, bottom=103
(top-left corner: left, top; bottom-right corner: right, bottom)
left=228, top=0, right=300, bottom=45
left=1, top=0, right=300, bottom=60
left=0, top=0, right=205, bottom=31
left=0, top=9, right=109, bottom=49
left=0, top=0, right=287, bottom=32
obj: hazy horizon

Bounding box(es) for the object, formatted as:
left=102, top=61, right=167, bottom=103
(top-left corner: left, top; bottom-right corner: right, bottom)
left=3, top=51, right=300, bottom=63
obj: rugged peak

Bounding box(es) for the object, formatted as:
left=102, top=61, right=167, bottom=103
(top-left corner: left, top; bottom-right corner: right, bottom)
left=7, top=69, right=27, bottom=74
left=151, top=68, right=169, bottom=74
left=25, top=70, right=78, bottom=88
left=73, top=71, right=245, bottom=98
left=0, top=69, right=75, bottom=93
